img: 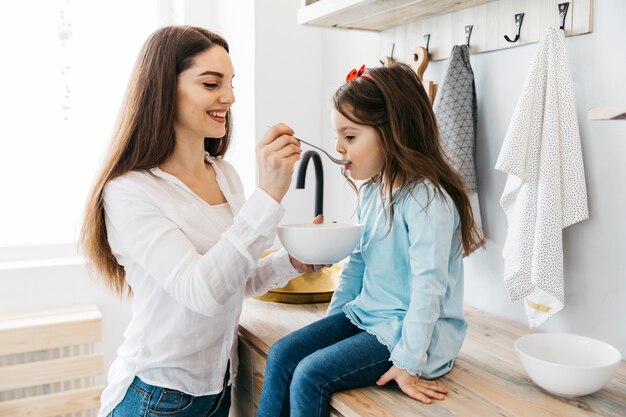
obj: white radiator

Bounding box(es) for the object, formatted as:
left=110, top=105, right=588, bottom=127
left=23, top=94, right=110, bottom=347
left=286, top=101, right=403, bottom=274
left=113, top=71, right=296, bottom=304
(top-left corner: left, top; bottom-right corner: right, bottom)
left=0, top=305, right=103, bottom=417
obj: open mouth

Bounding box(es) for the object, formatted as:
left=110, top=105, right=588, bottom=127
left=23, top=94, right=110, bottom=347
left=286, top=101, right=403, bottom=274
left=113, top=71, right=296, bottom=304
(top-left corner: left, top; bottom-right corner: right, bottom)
left=208, top=110, right=227, bottom=123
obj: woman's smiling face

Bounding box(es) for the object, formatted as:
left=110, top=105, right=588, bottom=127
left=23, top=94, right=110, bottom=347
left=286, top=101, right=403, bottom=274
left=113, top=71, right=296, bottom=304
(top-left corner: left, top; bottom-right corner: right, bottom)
left=175, top=45, right=235, bottom=141
left=333, top=108, right=384, bottom=181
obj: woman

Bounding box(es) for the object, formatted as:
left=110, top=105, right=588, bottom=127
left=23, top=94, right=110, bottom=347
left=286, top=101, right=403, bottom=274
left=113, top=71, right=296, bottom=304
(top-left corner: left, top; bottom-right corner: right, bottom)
left=81, top=25, right=322, bottom=417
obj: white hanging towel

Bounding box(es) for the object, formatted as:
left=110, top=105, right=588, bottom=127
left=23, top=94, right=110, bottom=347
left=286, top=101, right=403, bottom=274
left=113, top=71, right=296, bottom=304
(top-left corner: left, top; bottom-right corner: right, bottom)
left=495, top=27, right=589, bottom=327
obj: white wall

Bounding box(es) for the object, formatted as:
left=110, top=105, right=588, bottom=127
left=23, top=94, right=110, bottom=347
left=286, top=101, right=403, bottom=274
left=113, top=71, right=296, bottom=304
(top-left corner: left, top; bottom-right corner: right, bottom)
left=253, top=0, right=325, bottom=226
left=466, top=1, right=625, bottom=355
left=376, top=1, right=626, bottom=355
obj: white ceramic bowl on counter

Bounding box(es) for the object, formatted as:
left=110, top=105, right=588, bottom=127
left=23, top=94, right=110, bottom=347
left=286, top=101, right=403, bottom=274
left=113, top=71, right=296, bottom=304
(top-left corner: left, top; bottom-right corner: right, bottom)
left=514, top=333, right=621, bottom=397
left=277, top=223, right=363, bottom=265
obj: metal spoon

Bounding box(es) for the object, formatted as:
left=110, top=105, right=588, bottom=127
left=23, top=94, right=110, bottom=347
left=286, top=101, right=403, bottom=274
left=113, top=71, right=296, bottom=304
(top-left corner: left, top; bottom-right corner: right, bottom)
left=295, top=137, right=350, bottom=166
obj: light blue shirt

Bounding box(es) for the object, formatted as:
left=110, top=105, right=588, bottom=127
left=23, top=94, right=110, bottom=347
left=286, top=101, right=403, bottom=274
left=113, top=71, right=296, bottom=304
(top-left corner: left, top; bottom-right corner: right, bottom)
left=327, top=180, right=467, bottom=378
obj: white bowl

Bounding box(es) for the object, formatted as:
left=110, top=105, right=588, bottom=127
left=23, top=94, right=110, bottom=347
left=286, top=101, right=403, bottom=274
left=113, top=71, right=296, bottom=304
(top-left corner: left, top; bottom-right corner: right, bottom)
left=277, top=223, right=363, bottom=265
left=514, top=333, right=621, bottom=397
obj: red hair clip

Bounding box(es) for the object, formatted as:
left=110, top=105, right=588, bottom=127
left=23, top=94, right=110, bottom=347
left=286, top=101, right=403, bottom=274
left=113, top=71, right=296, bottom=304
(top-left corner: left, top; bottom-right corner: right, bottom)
left=346, top=64, right=366, bottom=82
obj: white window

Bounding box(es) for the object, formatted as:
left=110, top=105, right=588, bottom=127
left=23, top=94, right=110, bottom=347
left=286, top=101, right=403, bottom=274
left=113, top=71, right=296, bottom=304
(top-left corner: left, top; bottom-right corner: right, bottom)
left=0, top=1, right=157, bottom=255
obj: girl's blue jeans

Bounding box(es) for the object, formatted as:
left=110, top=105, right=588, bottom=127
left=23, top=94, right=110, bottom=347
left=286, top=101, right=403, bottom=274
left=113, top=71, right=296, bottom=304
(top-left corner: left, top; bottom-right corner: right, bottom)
left=256, top=312, right=392, bottom=417
left=107, top=370, right=230, bottom=417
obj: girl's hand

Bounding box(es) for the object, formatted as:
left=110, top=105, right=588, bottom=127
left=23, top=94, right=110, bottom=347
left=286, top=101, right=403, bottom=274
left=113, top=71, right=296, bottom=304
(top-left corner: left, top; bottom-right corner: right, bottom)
left=376, top=365, right=448, bottom=404
left=257, top=123, right=301, bottom=203
left=288, top=215, right=332, bottom=273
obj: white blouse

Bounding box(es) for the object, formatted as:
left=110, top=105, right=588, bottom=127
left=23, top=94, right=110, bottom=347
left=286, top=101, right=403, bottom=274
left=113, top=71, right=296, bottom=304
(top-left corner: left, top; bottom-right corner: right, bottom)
left=98, top=154, right=300, bottom=417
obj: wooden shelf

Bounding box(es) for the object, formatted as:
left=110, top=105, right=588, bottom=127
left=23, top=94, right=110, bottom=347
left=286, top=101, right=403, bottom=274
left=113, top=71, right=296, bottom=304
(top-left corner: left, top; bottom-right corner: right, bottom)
left=233, top=299, right=626, bottom=417
left=588, top=107, right=626, bottom=121
left=299, top=0, right=594, bottom=62
left=297, top=0, right=496, bottom=32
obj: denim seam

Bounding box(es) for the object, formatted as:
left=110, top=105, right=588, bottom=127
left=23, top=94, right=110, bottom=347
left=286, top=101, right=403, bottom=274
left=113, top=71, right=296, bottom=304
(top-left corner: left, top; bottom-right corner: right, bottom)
left=143, top=390, right=153, bottom=417
left=154, top=390, right=180, bottom=412
left=149, top=390, right=195, bottom=416
left=207, top=385, right=228, bottom=417
left=126, top=379, right=154, bottom=417
left=129, top=383, right=150, bottom=398
left=276, top=363, right=299, bottom=417
left=318, top=358, right=391, bottom=417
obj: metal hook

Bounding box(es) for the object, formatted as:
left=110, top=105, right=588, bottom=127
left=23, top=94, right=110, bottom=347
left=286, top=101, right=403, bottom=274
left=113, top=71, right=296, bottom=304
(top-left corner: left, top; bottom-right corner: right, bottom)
left=423, top=34, right=430, bottom=53
left=390, top=43, right=395, bottom=60
left=504, top=13, right=525, bottom=43
left=558, top=2, right=569, bottom=30
left=465, top=25, right=473, bottom=47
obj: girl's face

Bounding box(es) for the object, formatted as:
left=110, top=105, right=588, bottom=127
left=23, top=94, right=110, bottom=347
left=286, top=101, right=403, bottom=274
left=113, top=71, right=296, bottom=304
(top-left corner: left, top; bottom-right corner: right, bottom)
left=333, top=108, right=384, bottom=181
left=175, top=46, right=235, bottom=142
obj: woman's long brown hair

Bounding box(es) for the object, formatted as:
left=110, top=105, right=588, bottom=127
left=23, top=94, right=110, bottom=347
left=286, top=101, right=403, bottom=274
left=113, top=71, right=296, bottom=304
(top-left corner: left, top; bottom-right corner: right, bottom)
left=334, top=63, right=484, bottom=256
left=80, top=26, right=232, bottom=295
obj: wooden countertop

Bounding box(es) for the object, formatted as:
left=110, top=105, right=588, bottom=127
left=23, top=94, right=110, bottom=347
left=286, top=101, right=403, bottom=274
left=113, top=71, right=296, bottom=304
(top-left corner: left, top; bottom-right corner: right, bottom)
left=237, top=299, right=626, bottom=417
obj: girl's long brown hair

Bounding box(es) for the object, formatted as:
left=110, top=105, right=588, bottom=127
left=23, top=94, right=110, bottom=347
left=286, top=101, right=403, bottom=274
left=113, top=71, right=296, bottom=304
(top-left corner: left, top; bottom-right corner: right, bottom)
left=334, top=63, right=484, bottom=256
left=80, top=26, right=232, bottom=295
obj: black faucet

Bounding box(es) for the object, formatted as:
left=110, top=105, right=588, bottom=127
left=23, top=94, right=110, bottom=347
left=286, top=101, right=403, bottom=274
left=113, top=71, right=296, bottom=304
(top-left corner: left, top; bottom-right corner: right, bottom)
left=296, top=150, right=324, bottom=217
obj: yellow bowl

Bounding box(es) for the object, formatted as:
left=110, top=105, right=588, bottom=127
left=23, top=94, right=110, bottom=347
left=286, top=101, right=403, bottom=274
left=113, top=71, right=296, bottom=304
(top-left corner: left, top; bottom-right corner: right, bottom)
left=255, top=250, right=342, bottom=304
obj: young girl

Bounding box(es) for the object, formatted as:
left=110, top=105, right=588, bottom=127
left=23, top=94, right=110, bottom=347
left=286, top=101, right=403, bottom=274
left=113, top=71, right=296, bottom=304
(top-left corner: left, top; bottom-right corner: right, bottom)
left=256, top=63, right=484, bottom=417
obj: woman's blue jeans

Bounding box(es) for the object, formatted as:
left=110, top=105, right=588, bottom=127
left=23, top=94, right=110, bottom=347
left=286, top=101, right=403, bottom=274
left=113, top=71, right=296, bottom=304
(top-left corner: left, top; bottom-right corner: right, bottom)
left=256, top=312, right=392, bottom=417
left=107, top=370, right=231, bottom=417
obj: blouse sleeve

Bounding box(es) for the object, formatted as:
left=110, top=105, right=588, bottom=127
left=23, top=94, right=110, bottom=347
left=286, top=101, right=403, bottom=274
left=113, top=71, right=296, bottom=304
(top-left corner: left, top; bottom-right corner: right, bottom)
left=104, top=177, right=286, bottom=317
left=389, top=190, right=457, bottom=375
left=244, top=248, right=301, bottom=297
